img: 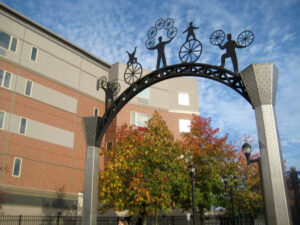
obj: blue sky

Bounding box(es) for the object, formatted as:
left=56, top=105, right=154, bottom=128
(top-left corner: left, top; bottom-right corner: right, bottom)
left=2, top=0, right=300, bottom=169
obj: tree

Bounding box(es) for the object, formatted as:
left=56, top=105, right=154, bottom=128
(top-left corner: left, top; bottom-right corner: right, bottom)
left=179, top=115, right=263, bottom=220
left=98, top=112, right=189, bottom=225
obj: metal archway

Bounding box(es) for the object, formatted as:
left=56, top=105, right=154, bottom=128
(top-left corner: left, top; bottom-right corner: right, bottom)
left=84, top=62, right=292, bottom=225
left=96, top=62, right=251, bottom=146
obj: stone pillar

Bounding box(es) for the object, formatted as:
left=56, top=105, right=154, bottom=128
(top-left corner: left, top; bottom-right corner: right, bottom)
left=82, top=117, right=102, bottom=225
left=241, top=63, right=292, bottom=225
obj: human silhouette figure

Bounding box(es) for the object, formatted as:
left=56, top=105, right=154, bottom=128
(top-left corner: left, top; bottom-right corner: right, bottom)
left=218, top=33, right=245, bottom=73
left=148, top=36, right=174, bottom=70
left=183, top=22, right=199, bottom=42
left=101, top=82, right=114, bottom=112
left=126, top=47, right=137, bottom=66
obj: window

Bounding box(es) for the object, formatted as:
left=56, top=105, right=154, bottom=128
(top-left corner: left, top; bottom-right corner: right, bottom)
left=31, top=47, right=38, bottom=61
left=178, top=93, right=190, bottom=106
left=137, top=88, right=150, bottom=104
left=12, top=157, right=22, bottom=177
left=106, top=141, right=113, bottom=151
left=179, top=119, right=191, bottom=133
left=0, top=111, right=4, bottom=129
left=0, top=30, right=18, bottom=52
left=19, top=118, right=27, bottom=134
left=0, top=69, right=11, bottom=89
left=94, top=107, right=99, bottom=117
left=25, top=80, right=32, bottom=96
left=130, top=112, right=150, bottom=127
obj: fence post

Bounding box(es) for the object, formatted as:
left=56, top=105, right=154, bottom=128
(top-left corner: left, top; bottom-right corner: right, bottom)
left=18, top=215, right=22, bottom=225
left=57, top=212, right=62, bottom=225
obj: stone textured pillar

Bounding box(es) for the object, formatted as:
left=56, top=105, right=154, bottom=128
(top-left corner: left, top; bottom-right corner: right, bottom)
left=241, top=63, right=292, bottom=225
left=82, top=117, right=102, bottom=225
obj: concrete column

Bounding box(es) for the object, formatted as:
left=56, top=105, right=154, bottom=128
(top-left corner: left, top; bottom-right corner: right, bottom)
left=241, top=63, right=292, bottom=225
left=82, top=117, right=102, bottom=225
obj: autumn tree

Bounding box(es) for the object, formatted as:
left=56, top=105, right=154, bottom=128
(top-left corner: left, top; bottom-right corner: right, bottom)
left=179, top=115, right=263, bottom=219
left=98, top=112, right=190, bottom=225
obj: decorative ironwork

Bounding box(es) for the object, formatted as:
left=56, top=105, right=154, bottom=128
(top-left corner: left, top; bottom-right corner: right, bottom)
left=210, top=30, right=254, bottom=73
left=145, top=18, right=177, bottom=70
left=124, top=47, right=143, bottom=85
left=96, top=63, right=251, bottom=146
left=96, top=76, right=121, bottom=113
left=179, top=22, right=202, bottom=63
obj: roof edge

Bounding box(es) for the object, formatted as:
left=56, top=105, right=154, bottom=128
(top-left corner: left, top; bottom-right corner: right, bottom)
left=0, top=2, right=111, bottom=68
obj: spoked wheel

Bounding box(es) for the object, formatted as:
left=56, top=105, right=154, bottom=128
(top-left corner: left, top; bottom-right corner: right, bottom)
left=237, top=30, right=254, bottom=47
left=147, top=27, right=157, bottom=38
left=164, top=18, right=174, bottom=30
left=210, top=30, right=225, bottom=45
left=145, top=38, right=155, bottom=49
left=167, top=27, right=177, bottom=39
left=179, top=39, right=202, bottom=63
left=124, top=63, right=143, bottom=84
left=155, top=18, right=165, bottom=30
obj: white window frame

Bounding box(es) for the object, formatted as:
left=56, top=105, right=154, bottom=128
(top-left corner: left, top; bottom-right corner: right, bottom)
left=0, top=30, right=18, bottom=53
left=19, top=117, right=27, bottom=135
left=9, top=36, right=18, bottom=53
left=31, top=46, right=38, bottom=62
left=106, top=141, right=113, bottom=151
left=94, top=107, right=99, bottom=117
left=0, top=111, right=5, bottom=129
left=12, top=157, right=22, bottom=177
left=178, top=92, right=190, bottom=106
left=130, top=111, right=150, bottom=128
left=179, top=119, right=191, bottom=133
left=25, top=80, right=33, bottom=96
left=0, top=70, right=12, bottom=89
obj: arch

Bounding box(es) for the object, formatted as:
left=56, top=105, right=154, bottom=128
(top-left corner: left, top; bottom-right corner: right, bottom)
left=96, top=62, right=251, bottom=146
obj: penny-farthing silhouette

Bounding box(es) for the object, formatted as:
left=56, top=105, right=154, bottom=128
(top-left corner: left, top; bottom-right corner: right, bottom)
left=124, top=61, right=143, bottom=85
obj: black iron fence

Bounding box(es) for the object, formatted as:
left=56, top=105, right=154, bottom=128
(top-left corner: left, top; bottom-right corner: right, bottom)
left=0, top=215, right=264, bottom=225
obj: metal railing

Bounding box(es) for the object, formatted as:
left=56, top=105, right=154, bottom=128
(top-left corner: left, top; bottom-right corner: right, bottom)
left=0, top=215, right=264, bottom=225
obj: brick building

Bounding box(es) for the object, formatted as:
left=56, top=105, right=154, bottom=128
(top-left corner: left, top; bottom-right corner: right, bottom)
left=0, top=3, right=199, bottom=215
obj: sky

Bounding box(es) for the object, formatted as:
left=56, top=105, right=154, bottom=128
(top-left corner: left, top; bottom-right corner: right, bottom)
left=1, top=0, right=300, bottom=169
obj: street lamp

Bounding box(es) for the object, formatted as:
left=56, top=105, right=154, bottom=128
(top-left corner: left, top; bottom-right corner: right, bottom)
left=288, top=166, right=300, bottom=225
left=223, top=175, right=238, bottom=225
left=189, top=163, right=196, bottom=225
left=242, top=142, right=268, bottom=225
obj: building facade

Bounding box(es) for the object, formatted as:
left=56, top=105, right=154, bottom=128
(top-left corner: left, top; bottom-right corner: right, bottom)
left=0, top=3, right=199, bottom=215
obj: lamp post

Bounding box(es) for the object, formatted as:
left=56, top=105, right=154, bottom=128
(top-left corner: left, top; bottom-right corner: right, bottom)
left=242, top=142, right=268, bottom=225
left=288, top=167, right=300, bottom=225
left=223, top=175, right=238, bottom=225
left=189, top=163, right=196, bottom=225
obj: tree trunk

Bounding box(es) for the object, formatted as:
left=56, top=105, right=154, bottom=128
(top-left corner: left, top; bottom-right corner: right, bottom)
left=155, top=210, right=158, bottom=225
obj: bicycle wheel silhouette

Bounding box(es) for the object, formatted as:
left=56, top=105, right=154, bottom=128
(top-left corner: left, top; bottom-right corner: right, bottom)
left=164, top=18, right=174, bottom=30
left=145, top=38, right=155, bottom=49
left=147, top=27, right=157, bottom=38
left=124, top=63, right=143, bottom=85
left=155, top=18, right=165, bottom=30
left=179, top=39, right=202, bottom=63
left=237, top=30, right=254, bottom=47
left=167, top=27, right=177, bottom=39
left=210, top=30, right=225, bottom=45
